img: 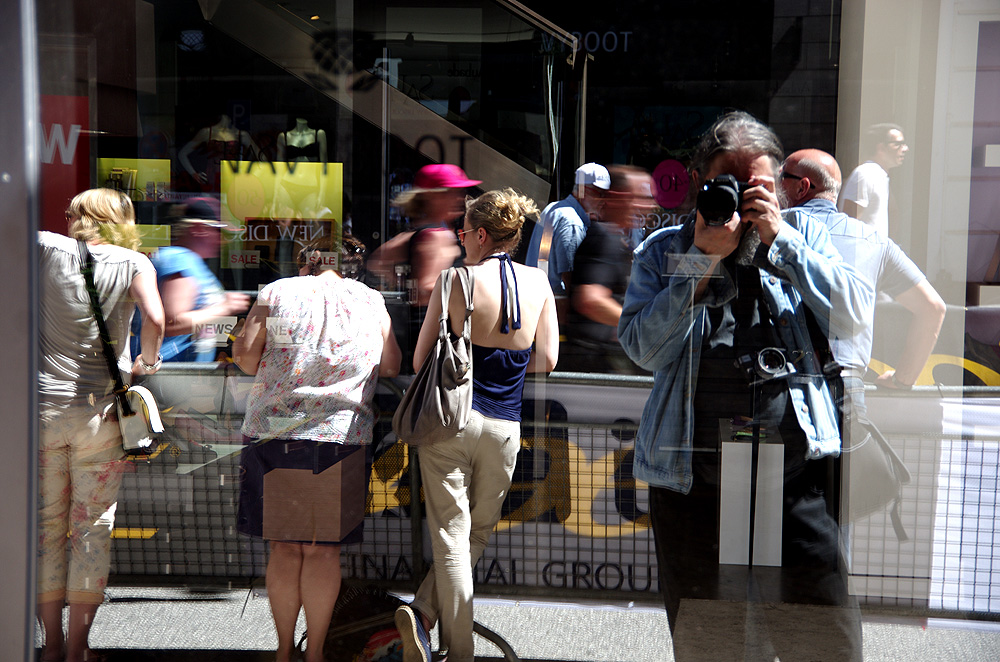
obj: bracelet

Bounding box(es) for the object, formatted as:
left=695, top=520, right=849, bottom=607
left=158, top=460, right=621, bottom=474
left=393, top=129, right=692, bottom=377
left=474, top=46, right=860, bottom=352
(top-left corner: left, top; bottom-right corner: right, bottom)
left=891, top=373, right=913, bottom=390
left=139, top=354, right=162, bottom=372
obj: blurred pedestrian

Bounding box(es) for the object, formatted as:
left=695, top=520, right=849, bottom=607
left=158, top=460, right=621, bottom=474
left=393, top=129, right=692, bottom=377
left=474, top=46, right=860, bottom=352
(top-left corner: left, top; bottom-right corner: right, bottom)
left=368, top=164, right=480, bottom=367
left=368, top=164, right=479, bottom=306
left=839, top=123, right=909, bottom=237
left=155, top=197, right=251, bottom=362
left=542, top=162, right=609, bottom=302
left=563, top=165, right=654, bottom=374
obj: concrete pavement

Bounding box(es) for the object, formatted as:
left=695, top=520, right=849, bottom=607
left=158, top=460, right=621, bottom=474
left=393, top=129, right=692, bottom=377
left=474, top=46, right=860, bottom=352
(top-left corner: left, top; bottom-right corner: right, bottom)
left=35, top=586, right=1000, bottom=661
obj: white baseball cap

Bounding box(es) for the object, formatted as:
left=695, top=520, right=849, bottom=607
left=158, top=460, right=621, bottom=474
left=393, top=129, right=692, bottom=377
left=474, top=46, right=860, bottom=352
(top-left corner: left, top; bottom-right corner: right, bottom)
left=575, top=163, right=611, bottom=190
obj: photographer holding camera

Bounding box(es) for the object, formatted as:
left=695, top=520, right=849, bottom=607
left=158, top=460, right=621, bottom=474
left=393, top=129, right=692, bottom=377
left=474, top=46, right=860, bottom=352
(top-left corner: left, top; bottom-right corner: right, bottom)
left=618, top=112, right=873, bottom=661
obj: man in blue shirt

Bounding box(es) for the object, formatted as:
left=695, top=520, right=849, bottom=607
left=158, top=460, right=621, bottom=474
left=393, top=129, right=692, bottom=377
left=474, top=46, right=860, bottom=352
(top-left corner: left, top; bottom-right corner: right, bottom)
left=541, top=163, right=609, bottom=301
left=780, top=148, right=945, bottom=533
left=618, top=112, right=872, bottom=660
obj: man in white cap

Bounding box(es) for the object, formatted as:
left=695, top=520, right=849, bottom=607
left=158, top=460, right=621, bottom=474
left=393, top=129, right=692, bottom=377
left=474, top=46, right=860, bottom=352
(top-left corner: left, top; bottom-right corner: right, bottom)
left=542, top=163, right=610, bottom=305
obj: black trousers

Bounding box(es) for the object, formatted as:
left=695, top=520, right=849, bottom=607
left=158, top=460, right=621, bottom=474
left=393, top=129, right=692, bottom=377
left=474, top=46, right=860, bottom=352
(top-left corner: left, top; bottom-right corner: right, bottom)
left=649, top=449, right=862, bottom=661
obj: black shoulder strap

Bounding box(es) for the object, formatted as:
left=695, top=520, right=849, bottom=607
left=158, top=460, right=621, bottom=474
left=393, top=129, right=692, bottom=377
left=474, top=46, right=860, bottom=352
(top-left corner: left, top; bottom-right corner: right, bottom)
left=406, top=227, right=430, bottom=265
left=77, top=240, right=133, bottom=415
left=802, top=307, right=843, bottom=380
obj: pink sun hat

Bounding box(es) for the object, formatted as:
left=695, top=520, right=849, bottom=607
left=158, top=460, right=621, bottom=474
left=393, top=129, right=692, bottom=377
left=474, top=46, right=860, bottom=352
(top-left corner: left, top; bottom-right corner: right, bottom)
left=413, top=164, right=482, bottom=190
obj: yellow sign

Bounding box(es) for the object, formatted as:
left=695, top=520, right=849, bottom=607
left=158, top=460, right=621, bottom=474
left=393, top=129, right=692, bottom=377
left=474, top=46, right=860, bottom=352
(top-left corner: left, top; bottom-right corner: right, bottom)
left=136, top=224, right=171, bottom=259
left=96, top=158, right=171, bottom=201
left=367, top=437, right=649, bottom=539
left=219, top=161, right=344, bottom=226
left=111, top=528, right=158, bottom=540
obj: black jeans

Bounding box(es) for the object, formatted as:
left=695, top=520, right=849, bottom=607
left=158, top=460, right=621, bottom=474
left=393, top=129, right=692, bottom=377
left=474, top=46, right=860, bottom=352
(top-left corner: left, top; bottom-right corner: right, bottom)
left=649, top=447, right=862, bottom=661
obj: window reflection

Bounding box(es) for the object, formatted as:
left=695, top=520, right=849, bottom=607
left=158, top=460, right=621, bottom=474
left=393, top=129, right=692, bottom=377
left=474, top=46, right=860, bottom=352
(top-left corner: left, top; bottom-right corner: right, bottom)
left=27, top=0, right=1000, bottom=659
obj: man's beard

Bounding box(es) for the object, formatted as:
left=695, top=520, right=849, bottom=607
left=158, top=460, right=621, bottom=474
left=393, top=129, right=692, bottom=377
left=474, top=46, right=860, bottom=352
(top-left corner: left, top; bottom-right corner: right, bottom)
left=735, top=223, right=762, bottom=266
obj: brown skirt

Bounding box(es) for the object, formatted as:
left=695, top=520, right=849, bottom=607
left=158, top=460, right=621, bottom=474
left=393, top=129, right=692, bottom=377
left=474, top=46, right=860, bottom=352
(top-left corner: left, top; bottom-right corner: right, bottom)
left=237, top=438, right=371, bottom=545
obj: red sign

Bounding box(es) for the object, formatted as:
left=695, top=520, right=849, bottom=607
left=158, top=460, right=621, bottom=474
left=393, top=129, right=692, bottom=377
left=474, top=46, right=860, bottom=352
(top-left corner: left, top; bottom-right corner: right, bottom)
left=652, top=159, right=690, bottom=210
left=40, top=95, right=90, bottom=233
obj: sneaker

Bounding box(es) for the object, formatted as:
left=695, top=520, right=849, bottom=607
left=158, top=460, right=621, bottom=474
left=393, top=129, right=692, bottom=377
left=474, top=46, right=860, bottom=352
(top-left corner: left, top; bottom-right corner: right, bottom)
left=395, top=604, right=431, bottom=662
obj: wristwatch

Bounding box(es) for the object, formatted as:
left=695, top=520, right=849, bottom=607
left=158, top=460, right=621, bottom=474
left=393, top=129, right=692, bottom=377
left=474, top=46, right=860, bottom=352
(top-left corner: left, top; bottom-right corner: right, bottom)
left=139, top=354, right=162, bottom=372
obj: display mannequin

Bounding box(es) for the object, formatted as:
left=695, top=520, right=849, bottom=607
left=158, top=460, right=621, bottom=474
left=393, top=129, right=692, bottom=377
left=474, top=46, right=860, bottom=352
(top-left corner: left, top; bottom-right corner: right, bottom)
left=178, top=114, right=264, bottom=191
left=271, top=118, right=331, bottom=221
left=276, top=117, right=327, bottom=163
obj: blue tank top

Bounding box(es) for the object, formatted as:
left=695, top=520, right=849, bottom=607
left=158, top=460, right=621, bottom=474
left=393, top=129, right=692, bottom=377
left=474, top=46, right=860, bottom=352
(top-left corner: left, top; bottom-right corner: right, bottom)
left=470, top=253, right=530, bottom=421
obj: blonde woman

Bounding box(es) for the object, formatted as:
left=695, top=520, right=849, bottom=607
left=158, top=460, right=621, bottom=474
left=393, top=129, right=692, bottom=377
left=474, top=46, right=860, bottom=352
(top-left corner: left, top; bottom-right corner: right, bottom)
left=37, top=188, right=165, bottom=662
left=395, top=189, right=559, bottom=662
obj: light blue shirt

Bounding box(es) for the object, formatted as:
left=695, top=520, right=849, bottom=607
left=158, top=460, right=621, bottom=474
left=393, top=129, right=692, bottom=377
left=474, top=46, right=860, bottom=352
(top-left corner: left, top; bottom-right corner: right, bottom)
left=617, top=211, right=874, bottom=492
left=543, top=194, right=590, bottom=294
left=154, top=246, right=226, bottom=362
left=791, top=198, right=923, bottom=371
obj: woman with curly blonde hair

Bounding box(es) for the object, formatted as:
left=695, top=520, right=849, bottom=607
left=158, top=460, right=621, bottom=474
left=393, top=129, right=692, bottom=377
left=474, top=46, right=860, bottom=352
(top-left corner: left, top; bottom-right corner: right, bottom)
left=395, top=189, right=559, bottom=662
left=65, top=188, right=143, bottom=251
left=37, top=188, right=165, bottom=662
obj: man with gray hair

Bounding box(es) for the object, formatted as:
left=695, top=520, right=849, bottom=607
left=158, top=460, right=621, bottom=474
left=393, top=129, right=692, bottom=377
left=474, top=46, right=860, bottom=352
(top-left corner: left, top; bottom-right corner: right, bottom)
left=619, top=112, right=872, bottom=660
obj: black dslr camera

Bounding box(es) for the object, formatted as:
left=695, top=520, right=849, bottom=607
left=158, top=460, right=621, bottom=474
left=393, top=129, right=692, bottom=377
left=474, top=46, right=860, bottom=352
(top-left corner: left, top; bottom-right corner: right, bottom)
left=734, top=347, right=797, bottom=384
left=696, top=174, right=751, bottom=226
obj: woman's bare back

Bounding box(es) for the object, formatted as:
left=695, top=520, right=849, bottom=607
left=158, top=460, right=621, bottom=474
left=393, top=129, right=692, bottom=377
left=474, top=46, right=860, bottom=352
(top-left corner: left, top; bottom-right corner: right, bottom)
left=447, top=258, right=550, bottom=351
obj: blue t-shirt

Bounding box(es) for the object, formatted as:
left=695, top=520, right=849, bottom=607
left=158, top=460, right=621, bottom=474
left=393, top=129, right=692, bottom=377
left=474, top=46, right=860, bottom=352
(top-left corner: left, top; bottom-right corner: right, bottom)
left=154, top=246, right=226, bottom=362
left=542, top=194, right=590, bottom=295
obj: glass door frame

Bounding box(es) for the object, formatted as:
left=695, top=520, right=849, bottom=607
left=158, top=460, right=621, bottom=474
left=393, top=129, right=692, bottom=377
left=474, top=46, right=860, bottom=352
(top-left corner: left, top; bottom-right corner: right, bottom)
left=0, top=0, right=40, bottom=659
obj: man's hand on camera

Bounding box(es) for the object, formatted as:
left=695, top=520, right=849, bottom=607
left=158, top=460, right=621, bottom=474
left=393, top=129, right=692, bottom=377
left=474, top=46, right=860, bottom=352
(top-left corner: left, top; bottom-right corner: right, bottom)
left=739, top=175, right=782, bottom=245
left=693, top=210, right=741, bottom=258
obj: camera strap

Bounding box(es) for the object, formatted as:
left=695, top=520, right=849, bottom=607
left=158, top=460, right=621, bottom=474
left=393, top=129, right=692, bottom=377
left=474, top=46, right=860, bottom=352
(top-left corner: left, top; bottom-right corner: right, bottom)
left=719, top=268, right=786, bottom=567
left=726, top=279, right=848, bottom=567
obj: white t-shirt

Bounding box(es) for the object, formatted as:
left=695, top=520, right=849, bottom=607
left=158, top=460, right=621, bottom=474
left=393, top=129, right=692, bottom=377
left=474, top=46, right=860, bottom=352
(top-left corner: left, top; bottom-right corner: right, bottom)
left=839, top=161, right=890, bottom=237
left=241, top=275, right=387, bottom=444
left=38, top=231, right=154, bottom=414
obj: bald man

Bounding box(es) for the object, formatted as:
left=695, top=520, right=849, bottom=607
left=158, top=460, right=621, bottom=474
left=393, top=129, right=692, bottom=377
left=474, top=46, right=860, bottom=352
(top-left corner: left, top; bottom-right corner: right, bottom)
left=780, top=149, right=945, bottom=534
left=779, top=149, right=945, bottom=390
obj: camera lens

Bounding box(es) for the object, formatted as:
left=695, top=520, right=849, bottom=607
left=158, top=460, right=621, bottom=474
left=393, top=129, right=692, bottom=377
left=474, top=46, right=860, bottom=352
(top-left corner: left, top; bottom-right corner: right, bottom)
left=757, top=348, right=786, bottom=375
left=697, top=175, right=741, bottom=226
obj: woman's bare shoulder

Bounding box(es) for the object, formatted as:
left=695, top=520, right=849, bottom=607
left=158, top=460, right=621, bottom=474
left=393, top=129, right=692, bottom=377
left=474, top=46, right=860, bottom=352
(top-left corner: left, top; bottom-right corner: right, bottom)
left=511, top=263, right=551, bottom=291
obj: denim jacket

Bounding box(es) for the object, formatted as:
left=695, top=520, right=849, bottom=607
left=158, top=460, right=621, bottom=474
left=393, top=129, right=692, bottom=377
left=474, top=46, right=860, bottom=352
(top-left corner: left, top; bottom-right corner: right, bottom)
left=617, top=211, right=874, bottom=493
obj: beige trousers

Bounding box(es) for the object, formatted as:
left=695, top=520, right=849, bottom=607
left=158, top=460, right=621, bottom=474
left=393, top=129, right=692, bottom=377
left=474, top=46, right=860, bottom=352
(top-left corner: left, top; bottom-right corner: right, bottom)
left=37, top=408, right=125, bottom=604
left=410, top=410, right=520, bottom=662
